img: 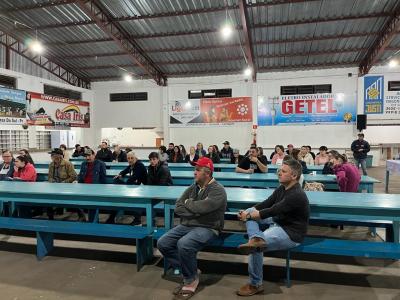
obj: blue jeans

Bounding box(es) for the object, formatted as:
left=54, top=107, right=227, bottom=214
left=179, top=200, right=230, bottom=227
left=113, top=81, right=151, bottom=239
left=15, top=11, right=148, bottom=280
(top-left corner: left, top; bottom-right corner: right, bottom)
left=245, top=208, right=299, bottom=286
left=355, top=158, right=367, bottom=175
left=157, top=225, right=217, bottom=284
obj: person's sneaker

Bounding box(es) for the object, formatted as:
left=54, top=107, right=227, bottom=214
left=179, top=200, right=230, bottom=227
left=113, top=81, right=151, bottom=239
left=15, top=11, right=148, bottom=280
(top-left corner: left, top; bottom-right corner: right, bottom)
left=237, top=237, right=267, bottom=255
left=236, top=283, right=264, bottom=296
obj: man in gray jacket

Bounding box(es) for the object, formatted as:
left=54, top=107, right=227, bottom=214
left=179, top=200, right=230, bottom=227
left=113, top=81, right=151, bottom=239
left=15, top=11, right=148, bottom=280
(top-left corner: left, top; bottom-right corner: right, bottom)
left=157, top=157, right=227, bottom=299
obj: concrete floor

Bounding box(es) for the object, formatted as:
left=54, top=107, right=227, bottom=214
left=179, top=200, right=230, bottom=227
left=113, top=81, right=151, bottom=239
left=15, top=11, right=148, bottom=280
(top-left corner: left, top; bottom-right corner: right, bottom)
left=0, top=165, right=399, bottom=300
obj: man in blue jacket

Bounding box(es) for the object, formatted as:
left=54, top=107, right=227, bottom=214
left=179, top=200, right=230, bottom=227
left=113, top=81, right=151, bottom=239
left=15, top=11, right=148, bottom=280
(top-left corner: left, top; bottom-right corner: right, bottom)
left=76, top=148, right=106, bottom=222
left=78, top=148, right=107, bottom=184
left=351, top=133, right=370, bottom=175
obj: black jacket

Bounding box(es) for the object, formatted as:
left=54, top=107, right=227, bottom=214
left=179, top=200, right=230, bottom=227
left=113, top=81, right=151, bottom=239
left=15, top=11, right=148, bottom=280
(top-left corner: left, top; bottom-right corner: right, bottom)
left=220, top=147, right=233, bottom=159
left=206, top=152, right=220, bottom=163
left=113, top=150, right=127, bottom=162
left=185, top=154, right=199, bottom=163
left=351, top=139, right=370, bottom=159
left=147, top=162, right=173, bottom=186
left=119, top=160, right=147, bottom=185
left=96, top=148, right=113, bottom=162
left=322, top=162, right=334, bottom=175
left=254, top=183, right=310, bottom=243
left=168, top=153, right=184, bottom=163
left=0, top=160, right=14, bottom=180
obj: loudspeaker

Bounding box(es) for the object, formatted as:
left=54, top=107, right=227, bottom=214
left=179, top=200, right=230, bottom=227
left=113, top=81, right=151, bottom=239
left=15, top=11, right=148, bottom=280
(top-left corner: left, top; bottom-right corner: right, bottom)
left=357, top=114, right=367, bottom=131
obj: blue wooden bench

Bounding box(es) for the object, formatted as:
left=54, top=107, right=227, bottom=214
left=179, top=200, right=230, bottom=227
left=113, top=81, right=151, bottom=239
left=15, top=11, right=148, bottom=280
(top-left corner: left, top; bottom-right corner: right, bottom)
left=153, top=229, right=400, bottom=287
left=0, top=217, right=153, bottom=271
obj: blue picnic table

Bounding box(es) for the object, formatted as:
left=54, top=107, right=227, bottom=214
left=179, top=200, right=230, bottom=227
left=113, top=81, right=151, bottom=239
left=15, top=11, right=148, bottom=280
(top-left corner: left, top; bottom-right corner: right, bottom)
left=0, top=182, right=398, bottom=244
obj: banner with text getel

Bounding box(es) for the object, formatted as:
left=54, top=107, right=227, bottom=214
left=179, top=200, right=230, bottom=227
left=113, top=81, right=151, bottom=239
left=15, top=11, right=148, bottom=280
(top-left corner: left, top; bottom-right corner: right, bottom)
left=0, top=87, right=26, bottom=125
left=258, top=93, right=356, bottom=126
left=26, top=92, right=90, bottom=128
left=169, top=97, right=252, bottom=127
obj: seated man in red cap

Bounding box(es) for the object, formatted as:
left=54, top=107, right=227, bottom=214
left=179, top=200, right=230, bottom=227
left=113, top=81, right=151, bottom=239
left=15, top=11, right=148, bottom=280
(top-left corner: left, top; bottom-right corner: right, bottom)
left=157, top=157, right=227, bottom=300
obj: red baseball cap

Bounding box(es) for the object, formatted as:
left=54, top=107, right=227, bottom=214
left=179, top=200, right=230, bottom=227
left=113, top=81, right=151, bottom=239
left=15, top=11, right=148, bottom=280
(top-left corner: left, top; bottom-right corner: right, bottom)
left=192, top=157, right=214, bottom=172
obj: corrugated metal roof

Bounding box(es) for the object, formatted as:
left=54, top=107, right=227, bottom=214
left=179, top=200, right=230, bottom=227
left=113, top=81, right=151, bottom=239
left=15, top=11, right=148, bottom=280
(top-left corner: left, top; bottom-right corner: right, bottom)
left=0, top=0, right=398, bottom=84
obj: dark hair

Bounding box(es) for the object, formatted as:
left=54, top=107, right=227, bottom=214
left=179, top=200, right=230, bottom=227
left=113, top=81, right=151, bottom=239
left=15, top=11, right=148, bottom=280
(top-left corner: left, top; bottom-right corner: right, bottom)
left=125, top=147, right=133, bottom=153
left=19, top=149, right=34, bottom=165
left=257, top=147, right=264, bottom=155
left=306, top=146, right=312, bottom=151
left=75, top=144, right=80, bottom=148
left=275, top=145, right=284, bottom=152
left=173, top=145, right=181, bottom=153
left=159, top=146, right=167, bottom=153
left=319, top=146, right=328, bottom=151
left=330, top=151, right=348, bottom=163
left=282, top=158, right=303, bottom=180
left=179, top=144, right=186, bottom=156
left=291, top=148, right=301, bottom=160
left=169, top=143, right=174, bottom=146
left=60, top=144, right=67, bottom=150
left=250, top=146, right=257, bottom=151
left=15, top=155, right=30, bottom=165
left=148, top=152, right=160, bottom=159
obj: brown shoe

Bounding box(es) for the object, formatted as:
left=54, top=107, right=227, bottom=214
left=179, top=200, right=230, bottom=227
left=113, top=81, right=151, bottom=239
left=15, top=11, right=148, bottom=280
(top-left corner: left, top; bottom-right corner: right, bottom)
left=236, top=283, right=264, bottom=296
left=238, top=237, right=267, bottom=255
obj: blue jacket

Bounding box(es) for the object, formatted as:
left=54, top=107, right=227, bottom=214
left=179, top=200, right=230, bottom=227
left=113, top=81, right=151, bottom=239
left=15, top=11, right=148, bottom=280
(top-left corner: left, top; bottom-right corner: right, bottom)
left=78, top=159, right=107, bottom=184
left=0, top=160, right=14, bottom=180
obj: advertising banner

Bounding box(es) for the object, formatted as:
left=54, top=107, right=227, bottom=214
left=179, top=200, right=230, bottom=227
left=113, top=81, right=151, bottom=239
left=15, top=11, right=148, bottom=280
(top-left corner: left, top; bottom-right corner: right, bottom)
left=258, top=93, right=356, bottom=126
left=0, top=87, right=26, bottom=125
left=364, top=76, right=384, bottom=114
left=169, top=96, right=252, bottom=126
left=26, top=92, right=90, bottom=128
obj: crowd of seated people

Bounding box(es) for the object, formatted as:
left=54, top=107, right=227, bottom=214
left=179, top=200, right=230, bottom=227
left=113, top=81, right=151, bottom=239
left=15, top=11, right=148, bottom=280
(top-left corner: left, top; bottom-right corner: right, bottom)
left=0, top=139, right=363, bottom=223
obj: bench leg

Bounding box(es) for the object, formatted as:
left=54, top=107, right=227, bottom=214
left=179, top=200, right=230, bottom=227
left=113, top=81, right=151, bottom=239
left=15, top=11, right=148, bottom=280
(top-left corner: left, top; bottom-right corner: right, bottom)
left=88, top=209, right=99, bottom=223
left=136, top=236, right=153, bottom=272
left=36, top=232, right=54, bottom=260
left=286, top=251, right=291, bottom=288
left=386, top=224, right=394, bottom=242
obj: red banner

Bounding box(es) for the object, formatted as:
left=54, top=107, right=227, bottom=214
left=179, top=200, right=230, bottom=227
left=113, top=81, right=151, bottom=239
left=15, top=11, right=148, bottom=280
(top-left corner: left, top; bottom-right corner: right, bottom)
left=200, top=97, right=252, bottom=123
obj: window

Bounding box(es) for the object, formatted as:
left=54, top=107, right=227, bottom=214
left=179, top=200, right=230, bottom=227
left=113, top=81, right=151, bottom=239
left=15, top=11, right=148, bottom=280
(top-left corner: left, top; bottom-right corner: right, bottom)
left=280, top=84, right=332, bottom=95
left=44, top=84, right=82, bottom=100
left=110, top=92, right=148, bottom=102
left=0, top=74, right=16, bottom=89
left=188, top=88, right=232, bottom=99
left=388, top=81, right=400, bottom=91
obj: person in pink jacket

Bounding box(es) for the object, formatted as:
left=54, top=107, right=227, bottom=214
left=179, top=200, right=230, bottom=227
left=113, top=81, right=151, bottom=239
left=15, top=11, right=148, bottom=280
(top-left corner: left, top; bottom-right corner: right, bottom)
left=271, top=145, right=286, bottom=165
left=330, top=152, right=360, bottom=192
left=11, top=155, right=37, bottom=182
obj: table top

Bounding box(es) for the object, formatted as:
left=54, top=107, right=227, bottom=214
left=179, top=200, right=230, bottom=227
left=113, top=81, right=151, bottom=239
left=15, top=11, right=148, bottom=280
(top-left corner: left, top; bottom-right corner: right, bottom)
left=387, top=160, right=400, bottom=175
left=0, top=182, right=398, bottom=213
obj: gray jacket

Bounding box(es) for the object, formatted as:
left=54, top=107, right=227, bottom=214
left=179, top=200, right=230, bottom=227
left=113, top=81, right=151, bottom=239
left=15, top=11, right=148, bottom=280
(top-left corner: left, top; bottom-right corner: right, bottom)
left=174, top=179, right=227, bottom=232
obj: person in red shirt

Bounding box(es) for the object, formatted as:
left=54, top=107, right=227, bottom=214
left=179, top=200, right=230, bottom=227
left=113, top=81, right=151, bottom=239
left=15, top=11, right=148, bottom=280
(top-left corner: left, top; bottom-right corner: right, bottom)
left=11, top=155, right=37, bottom=182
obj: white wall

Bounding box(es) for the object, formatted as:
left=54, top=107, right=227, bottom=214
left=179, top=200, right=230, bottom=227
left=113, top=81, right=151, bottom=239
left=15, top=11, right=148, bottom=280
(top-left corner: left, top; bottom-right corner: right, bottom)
left=91, top=80, right=163, bottom=129
left=101, top=127, right=162, bottom=147
left=0, top=68, right=95, bottom=149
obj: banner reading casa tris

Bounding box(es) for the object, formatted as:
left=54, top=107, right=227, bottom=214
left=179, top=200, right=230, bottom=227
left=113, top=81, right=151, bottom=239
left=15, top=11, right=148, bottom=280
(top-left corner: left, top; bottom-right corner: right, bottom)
left=26, top=92, right=90, bottom=128
left=258, top=93, right=356, bottom=126
left=169, top=96, right=252, bottom=126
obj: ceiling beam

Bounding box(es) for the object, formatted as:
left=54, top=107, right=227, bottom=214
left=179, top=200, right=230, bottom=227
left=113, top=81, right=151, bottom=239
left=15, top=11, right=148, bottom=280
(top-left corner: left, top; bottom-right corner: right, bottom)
left=239, top=0, right=256, bottom=81
left=75, top=0, right=167, bottom=86
left=75, top=46, right=385, bottom=71
left=4, top=0, right=75, bottom=13
left=359, top=4, right=400, bottom=75
left=0, top=30, right=90, bottom=88
left=14, top=0, right=319, bottom=31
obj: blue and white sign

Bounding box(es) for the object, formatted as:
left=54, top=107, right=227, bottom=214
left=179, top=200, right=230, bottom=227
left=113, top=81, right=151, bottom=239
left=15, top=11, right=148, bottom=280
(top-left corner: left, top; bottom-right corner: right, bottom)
left=258, top=93, right=356, bottom=126
left=0, top=87, right=27, bottom=125
left=364, top=76, right=384, bottom=114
